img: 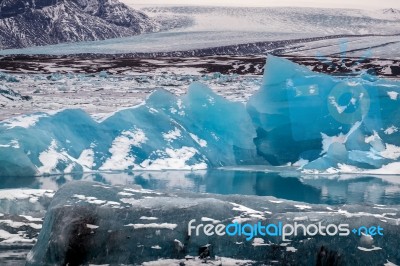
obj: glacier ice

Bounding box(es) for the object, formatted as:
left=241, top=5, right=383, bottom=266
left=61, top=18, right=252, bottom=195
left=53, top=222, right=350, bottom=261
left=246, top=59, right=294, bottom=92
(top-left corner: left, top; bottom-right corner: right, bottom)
left=0, top=188, right=54, bottom=255
left=26, top=181, right=400, bottom=265
left=247, top=55, right=400, bottom=173
left=1, top=55, right=400, bottom=176
left=0, top=82, right=261, bottom=176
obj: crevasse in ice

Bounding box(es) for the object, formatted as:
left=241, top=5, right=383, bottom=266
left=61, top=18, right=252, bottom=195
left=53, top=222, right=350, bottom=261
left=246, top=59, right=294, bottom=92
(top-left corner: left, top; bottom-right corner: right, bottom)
left=1, top=55, right=399, bottom=177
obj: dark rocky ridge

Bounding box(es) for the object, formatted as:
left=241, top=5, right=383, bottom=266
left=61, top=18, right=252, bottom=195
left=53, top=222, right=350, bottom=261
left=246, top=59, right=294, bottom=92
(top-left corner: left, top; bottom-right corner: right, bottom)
left=0, top=54, right=399, bottom=78
left=0, top=0, right=159, bottom=49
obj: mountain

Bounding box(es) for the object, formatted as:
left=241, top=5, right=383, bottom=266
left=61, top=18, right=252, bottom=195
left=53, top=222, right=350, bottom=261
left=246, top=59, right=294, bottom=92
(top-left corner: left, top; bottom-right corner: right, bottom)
left=383, top=8, right=400, bottom=15
left=0, top=0, right=160, bottom=50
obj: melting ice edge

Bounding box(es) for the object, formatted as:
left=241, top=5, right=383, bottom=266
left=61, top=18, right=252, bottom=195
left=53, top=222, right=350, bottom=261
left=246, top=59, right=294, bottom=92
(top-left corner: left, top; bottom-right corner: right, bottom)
left=1, top=55, right=400, bottom=177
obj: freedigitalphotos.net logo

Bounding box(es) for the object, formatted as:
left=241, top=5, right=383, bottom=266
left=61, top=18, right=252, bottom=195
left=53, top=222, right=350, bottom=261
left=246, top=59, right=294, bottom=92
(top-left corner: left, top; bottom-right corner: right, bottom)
left=188, top=219, right=384, bottom=241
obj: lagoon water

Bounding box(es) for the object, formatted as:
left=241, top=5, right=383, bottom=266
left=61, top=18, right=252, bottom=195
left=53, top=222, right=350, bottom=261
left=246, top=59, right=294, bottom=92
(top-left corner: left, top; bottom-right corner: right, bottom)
left=4, top=169, right=400, bottom=206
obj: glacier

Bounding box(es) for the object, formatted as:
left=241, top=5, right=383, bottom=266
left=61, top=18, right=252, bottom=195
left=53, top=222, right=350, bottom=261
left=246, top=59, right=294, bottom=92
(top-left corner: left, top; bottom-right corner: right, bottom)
left=1, top=55, right=400, bottom=177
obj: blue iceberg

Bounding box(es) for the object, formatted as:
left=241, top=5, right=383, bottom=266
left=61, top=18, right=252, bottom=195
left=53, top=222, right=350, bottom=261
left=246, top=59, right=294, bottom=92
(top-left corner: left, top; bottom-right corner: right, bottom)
left=0, top=82, right=261, bottom=176
left=1, top=55, right=400, bottom=177
left=26, top=181, right=400, bottom=265
left=247, top=56, right=400, bottom=174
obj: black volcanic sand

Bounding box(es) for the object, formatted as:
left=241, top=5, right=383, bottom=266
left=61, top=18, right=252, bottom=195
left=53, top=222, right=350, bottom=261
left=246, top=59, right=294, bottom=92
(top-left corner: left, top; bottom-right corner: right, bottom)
left=0, top=54, right=399, bottom=78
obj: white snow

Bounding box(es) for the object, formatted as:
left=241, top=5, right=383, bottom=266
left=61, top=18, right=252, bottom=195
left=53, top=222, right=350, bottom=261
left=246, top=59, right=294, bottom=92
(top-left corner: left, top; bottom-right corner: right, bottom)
left=124, top=223, right=178, bottom=230
left=140, top=216, right=159, bottom=220
left=0, top=229, right=36, bottom=244
left=140, top=147, right=207, bottom=170
left=118, top=192, right=135, bottom=197
left=142, top=257, right=254, bottom=266
left=2, top=114, right=47, bottom=129
left=0, top=219, right=42, bottom=230
left=384, top=260, right=398, bottom=266
left=303, top=161, right=400, bottom=175
left=72, top=194, right=109, bottom=205
left=162, top=128, right=181, bottom=142
left=38, top=140, right=65, bottom=173
left=230, top=202, right=261, bottom=215
left=19, top=215, right=42, bottom=222
left=189, top=133, right=208, bottom=147
left=100, top=128, right=147, bottom=171
left=0, top=189, right=54, bottom=201
left=86, top=224, right=99, bottom=229
left=387, top=91, right=399, bottom=100
left=384, top=126, right=398, bottom=135
left=357, top=246, right=382, bottom=252
left=294, top=205, right=312, bottom=210
left=269, top=200, right=283, bottom=203
left=252, top=238, right=270, bottom=246
left=76, top=149, right=95, bottom=170
left=286, top=246, right=298, bottom=252
left=379, top=144, right=400, bottom=160
left=321, top=122, right=361, bottom=154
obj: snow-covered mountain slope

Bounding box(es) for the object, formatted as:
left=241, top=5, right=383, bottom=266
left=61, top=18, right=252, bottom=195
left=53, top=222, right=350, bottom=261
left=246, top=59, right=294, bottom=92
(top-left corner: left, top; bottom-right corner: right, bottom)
left=140, top=6, right=400, bottom=35
left=0, top=0, right=160, bottom=49
left=383, top=8, right=400, bottom=17
left=2, top=5, right=400, bottom=57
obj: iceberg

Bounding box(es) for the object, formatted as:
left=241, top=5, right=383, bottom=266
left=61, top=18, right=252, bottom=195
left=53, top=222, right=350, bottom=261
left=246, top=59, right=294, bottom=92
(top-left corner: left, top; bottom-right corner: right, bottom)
left=26, top=181, right=400, bottom=265
left=247, top=55, right=399, bottom=169
left=0, top=82, right=262, bottom=176
left=1, top=55, right=400, bottom=177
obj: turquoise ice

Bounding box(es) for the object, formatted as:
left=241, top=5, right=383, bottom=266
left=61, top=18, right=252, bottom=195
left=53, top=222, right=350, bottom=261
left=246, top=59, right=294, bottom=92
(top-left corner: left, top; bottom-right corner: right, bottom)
left=1, top=56, right=399, bottom=177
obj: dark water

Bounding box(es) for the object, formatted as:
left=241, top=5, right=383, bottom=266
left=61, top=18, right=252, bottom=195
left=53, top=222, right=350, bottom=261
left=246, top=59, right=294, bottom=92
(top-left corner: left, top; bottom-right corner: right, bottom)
left=4, top=169, right=400, bottom=205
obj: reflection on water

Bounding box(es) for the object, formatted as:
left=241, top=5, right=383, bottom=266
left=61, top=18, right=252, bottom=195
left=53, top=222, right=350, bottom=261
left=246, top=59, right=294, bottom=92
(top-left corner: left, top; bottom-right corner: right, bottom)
left=3, top=169, right=400, bottom=205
